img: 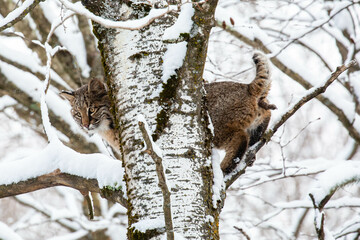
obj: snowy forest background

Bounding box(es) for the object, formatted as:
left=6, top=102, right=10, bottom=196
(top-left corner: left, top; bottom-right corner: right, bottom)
left=0, top=0, right=360, bottom=239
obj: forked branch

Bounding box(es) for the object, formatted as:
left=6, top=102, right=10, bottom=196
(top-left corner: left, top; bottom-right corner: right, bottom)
left=138, top=120, right=174, bottom=240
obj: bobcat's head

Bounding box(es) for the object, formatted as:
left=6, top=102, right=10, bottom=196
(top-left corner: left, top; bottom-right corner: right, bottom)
left=60, top=78, right=113, bottom=135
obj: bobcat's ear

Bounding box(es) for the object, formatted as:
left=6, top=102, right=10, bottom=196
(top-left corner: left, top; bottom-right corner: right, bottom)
left=59, top=91, right=75, bottom=102
left=88, top=78, right=106, bottom=93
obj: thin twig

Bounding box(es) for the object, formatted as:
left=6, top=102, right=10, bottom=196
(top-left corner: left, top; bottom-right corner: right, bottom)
left=273, top=1, right=360, bottom=57
left=234, top=226, right=251, bottom=240
left=138, top=121, right=174, bottom=240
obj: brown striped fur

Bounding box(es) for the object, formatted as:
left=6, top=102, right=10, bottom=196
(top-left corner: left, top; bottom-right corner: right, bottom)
left=205, top=52, right=275, bottom=174
left=60, top=78, right=120, bottom=152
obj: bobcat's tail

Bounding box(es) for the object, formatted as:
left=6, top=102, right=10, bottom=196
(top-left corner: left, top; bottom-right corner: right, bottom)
left=249, top=51, right=271, bottom=97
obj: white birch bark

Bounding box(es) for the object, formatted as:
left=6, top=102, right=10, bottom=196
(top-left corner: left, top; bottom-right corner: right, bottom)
left=88, top=1, right=219, bottom=239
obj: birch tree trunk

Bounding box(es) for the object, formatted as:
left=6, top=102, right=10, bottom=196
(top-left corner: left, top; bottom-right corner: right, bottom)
left=83, top=1, right=219, bottom=239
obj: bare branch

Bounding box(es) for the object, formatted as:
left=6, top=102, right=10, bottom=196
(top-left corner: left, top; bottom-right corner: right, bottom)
left=234, top=226, right=251, bottom=240
left=293, top=209, right=309, bottom=239
left=225, top=60, right=358, bottom=188
left=138, top=120, right=174, bottom=240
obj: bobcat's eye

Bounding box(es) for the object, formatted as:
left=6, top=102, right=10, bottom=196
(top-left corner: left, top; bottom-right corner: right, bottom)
left=89, top=107, right=95, bottom=114
left=74, top=112, right=81, bottom=118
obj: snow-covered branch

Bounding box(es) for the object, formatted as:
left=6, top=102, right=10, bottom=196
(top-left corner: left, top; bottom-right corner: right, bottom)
left=225, top=59, right=357, bottom=188
left=0, top=141, right=127, bottom=208
left=0, top=0, right=177, bottom=32
left=57, top=0, right=176, bottom=30
left=309, top=161, right=360, bottom=211
left=0, top=0, right=42, bottom=32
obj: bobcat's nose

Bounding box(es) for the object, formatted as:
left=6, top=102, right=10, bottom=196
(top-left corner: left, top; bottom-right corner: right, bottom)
left=82, top=117, right=90, bottom=129
left=82, top=121, right=89, bottom=129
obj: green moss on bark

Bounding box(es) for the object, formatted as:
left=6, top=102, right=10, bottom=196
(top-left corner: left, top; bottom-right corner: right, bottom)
left=127, top=227, right=162, bottom=240
left=152, top=74, right=180, bottom=141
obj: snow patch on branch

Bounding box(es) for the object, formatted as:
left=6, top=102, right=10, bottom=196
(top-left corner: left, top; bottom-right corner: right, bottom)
left=309, top=161, right=360, bottom=205
left=161, top=3, right=192, bottom=82
left=163, top=2, right=194, bottom=40
left=131, top=217, right=165, bottom=233
left=0, top=140, right=126, bottom=190
left=57, top=0, right=176, bottom=30
left=211, top=148, right=225, bottom=208
left=161, top=42, right=187, bottom=82
left=0, top=0, right=34, bottom=29
left=0, top=95, right=16, bottom=110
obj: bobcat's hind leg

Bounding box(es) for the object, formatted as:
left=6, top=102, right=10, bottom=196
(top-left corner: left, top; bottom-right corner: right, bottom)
left=220, top=130, right=249, bottom=174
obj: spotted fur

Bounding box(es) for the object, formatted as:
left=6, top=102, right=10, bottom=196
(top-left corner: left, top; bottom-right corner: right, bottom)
left=205, top=52, right=275, bottom=174
left=60, top=78, right=119, bottom=151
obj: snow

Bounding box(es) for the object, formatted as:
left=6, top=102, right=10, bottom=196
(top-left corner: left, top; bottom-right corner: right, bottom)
left=41, top=85, right=58, bottom=142
left=0, top=221, right=22, bottom=240
left=47, top=230, right=88, bottom=240
left=331, top=2, right=355, bottom=34
left=211, top=148, right=225, bottom=208
left=160, top=232, right=187, bottom=240
left=309, top=161, right=360, bottom=205
left=161, top=42, right=188, bottom=82
left=162, top=2, right=194, bottom=40
left=0, top=57, right=126, bottom=190
left=0, top=139, right=125, bottom=190
left=131, top=217, right=165, bottom=233
left=25, top=14, right=42, bottom=41
left=0, top=35, right=71, bottom=89
left=205, top=215, right=214, bottom=223
left=324, top=227, right=336, bottom=240
left=106, top=224, right=127, bottom=240
left=2, top=0, right=360, bottom=239
left=57, top=0, right=177, bottom=30
left=0, top=0, right=34, bottom=29
left=40, top=1, right=90, bottom=78
left=0, top=95, right=16, bottom=110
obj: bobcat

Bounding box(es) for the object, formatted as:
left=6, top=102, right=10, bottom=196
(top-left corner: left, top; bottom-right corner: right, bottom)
left=60, top=53, right=274, bottom=174
left=205, top=52, right=276, bottom=174
left=59, top=78, right=120, bottom=152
